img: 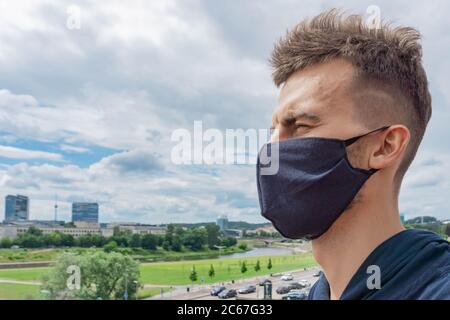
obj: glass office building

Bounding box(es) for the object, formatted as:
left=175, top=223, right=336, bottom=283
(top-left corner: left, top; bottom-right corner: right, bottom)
left=216, top=215, right=229, bottom=232
left=72, top=202, right=99, bottom=223
left=5, top=195, right=29, bottom=222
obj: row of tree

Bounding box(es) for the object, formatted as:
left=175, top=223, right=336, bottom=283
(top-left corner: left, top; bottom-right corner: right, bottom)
left=189, top=258, right=273, bottom=282
left=0, top=224, right=240, bottom=252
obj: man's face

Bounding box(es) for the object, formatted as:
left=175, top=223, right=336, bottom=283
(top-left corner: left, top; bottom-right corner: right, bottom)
left=271, top=59, right=367, bottom=143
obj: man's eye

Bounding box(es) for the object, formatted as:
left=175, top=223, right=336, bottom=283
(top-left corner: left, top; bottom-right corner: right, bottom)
left=296, top=124, right=311, bottom=129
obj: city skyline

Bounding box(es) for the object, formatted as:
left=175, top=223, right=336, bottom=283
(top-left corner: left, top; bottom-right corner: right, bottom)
left=4, top=194, right=29, bottom=222
left=0, top=1, right=450, bottom=224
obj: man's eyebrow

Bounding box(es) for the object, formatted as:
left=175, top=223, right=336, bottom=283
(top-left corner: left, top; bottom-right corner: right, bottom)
left=292, top=111, right=322, bottom=123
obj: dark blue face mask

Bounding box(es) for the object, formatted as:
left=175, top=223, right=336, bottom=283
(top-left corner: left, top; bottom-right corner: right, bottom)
left=256, top=126, right=389, bottom=240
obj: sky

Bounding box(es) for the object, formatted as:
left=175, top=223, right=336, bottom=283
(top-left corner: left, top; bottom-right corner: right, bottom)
left=0, top=0, right=449, bottom=224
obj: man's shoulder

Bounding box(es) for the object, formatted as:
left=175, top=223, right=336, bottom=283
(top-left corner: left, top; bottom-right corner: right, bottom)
left=417, top=265, right=450, bottom=299
left=411, top=235, right=450, bottom=299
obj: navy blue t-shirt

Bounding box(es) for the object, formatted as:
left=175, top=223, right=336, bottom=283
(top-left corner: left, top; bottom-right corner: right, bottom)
left=308, top=229, right=450, bottom=300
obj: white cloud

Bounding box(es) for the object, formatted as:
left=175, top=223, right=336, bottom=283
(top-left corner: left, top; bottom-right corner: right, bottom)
left=60, top=144, right=89, bottom=153
left=0, top=145, right=62, bottom=161
left=0, top=1, right=449, bottom=223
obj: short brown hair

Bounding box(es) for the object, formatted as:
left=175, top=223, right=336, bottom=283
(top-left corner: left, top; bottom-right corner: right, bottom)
left=270, top=8, right=432, bottom=188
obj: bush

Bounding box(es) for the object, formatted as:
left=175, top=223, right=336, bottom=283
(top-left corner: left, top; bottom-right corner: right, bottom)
left=104, top=241, right=118, bottom=253
left=238, top=243, right=247, bottom=251
left=0, top=238, right=12, bottom=248
left=221, top=237, right=237, bottom=248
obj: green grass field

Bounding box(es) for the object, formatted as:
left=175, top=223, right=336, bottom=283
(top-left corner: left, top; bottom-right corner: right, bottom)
left=0, top=282, right=167, bottom=300
left=0, top=252, right=317, bottom=299
left=0, top=267, right=49, bottom=282
left=0, top=283, right=41, bottom=300
left=139, top=252, right=316, bottom=285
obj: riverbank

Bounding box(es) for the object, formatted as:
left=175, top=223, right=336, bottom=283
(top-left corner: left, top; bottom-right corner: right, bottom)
left=0, top=245, right=249, bottom=265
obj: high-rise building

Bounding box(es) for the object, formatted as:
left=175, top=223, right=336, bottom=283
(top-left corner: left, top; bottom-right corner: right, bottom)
left=216, top=215, right=229, bottom=232
left=4, top=195, right=29, bottom=222
left=72, top=202, right=99, bottom=223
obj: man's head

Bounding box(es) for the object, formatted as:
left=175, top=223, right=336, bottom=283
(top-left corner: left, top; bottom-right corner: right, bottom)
left=269, top=9, right=431, bottom=196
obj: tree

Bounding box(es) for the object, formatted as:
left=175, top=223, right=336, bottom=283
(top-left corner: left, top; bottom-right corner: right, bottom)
left=41, top=251, right=140, bottom=300
left=189, top=265, right=198, bottom=283
left=64, top=222, right=76, bottom=228
left=182, top=228, right=207, bottom=251
left=91, top=234, right=108, bottom=247
left=205, top=224, right=220, bottom=248
left=18, top=234, right=43, bottom=248
left=165, top=224, right=175, bottom=246
left=104, top=241, right=118, bottom=253
left=0, top=237, right=12, bottom=248
left=241, top=261, right=247, bottom=274
left=141, top=234, right=158, bottom=250
left=78, top=235, right=94, bottom=248
left=221, top=236, right=237, bottom=248
left=208, top=264, right=215, bottom=278
left=156, top=235, right=164, bottom=246
left=112, top=230, right=132, bottom=247
left=61, top=234, right=75, bottom=247
left=267, top=258, right=272, bottom=270
left=238, top=243, right=247, bottom=251
left=171, top=235, right=183, bottom=252
left=254, top=259, right=261, bottom=272
left=175, top=226, right=185, bottom=237
left=162, top=240, right=171, bottom=251
left=129, top=234, right=142, bottom=248
left=44, top=232, right=63, bottom=247
left=27, top=226, right=43, bottom=237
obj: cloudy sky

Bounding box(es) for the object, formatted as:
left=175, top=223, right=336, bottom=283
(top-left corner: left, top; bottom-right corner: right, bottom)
left=0, top=0, right=449, bottom=224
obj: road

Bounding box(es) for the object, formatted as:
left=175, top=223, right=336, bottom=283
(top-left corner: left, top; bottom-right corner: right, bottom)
left=148, top=267, right=320, bottom=300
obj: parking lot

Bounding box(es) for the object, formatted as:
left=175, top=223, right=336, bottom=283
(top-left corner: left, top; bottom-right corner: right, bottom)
left=150, top=267, right=321, bottom=300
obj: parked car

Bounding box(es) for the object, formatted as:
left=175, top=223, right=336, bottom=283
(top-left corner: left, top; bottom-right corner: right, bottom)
left=258, top=278, right=271, bottom=286
left=210, top=285, right=226, bottom=296
left=238, top=285, right=256, bottom=294
left=299, top=279, right=310, bottom=288
left=287, top=282, right=303, bottom=290
left=282, top=289, right=308, bottom=300
left=276, top=285, right=292, bottom=294
left=218, top=289, right=237, bottom=299
left=281, top=274, right=294, bottom=281
left=313, top=270, right=323, bottom=277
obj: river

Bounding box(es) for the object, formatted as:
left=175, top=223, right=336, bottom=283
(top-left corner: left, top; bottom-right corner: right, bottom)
left=219, top=247, right=294, bottom=259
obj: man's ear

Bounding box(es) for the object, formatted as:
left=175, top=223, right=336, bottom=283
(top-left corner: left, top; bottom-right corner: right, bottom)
left=369, top=125, right=410, bottom=170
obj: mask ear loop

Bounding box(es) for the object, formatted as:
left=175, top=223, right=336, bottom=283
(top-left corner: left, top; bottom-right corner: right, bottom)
left=343, top=125, right=390, bottom=174
left=344, top=125, right=391, bottom=147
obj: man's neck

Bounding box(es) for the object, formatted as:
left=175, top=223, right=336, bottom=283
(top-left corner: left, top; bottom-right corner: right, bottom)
left=311, top=192, right=404, bottom=300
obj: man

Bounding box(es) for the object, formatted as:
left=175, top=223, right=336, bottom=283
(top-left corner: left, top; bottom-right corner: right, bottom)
left=256, top=9, right=449, bottom=299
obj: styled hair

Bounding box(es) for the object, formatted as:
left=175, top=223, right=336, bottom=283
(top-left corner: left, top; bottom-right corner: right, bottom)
left=270, top=8, right=432, bottom=187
